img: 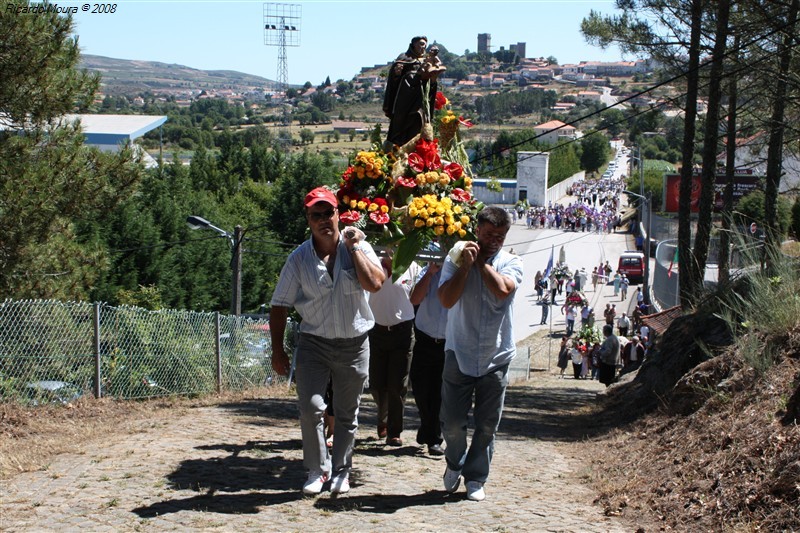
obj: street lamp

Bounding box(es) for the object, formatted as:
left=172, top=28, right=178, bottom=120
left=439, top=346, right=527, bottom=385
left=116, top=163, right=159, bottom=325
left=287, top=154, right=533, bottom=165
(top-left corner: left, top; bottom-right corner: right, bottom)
left=186, top=215, right=244, bottom=315
left=623, top=190, right=652, bottom=308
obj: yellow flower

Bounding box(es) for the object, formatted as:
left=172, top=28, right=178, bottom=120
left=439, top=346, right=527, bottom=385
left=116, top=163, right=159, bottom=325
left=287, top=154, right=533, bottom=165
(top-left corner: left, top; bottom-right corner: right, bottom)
left=380, top=205, right=389, bottom=214
left=426, top=218, right=435, bottom=227
left=414, top=219, right=426, bottom=228
left=368, top=202, right=378, bottom=212
left=458, top=229, right=467, bottom=237
left=461, top=215, right=470, bottom=225
left=349, top=199, right=358, bottom=209
left=453, top=205, right=462, bottom=214
left=357, top=200, right=368, bottom=210
left=434, top=226, right=445, bottom=236
left=446, top=225, right=456, bottom=235
left=409, top=206, right=418, bottom=217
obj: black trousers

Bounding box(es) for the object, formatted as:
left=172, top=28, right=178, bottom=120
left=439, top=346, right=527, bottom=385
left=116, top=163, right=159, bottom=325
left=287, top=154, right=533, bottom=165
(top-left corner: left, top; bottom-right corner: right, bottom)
left=410, top=328, right=445, bottom=446
left=369, top=321, right=414, bottom=439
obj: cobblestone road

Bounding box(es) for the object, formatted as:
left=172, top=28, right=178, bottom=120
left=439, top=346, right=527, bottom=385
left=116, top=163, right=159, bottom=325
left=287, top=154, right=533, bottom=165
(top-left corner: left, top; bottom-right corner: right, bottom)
left=1, top=375, right=638, bottom=532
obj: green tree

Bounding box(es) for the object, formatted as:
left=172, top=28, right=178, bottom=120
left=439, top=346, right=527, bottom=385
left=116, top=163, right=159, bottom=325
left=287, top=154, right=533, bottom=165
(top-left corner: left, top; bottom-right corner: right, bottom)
left=579, top=132, right=610, bottom=175
left=736, top=190, right=791, bottom=238
left=0, top=3, right=141, bottom=299
left=266, top=151, right=339, bottom=244
left=299, top=128, right=315, bottom=145
left=370, top=124, right=382, bottom=145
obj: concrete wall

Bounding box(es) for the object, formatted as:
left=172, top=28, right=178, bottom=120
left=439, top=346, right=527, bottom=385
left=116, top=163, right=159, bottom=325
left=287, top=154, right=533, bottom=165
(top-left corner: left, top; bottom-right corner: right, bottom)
left=517, top=151, right=549, bottom=206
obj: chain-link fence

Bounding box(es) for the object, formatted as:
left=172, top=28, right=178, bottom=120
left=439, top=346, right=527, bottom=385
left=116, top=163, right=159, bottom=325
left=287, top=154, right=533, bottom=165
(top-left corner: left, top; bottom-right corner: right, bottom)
left=0, top=300, right=295, bottom=405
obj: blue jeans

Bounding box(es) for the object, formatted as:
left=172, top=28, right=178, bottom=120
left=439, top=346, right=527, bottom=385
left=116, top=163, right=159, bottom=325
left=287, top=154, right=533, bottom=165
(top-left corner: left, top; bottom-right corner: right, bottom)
left=440, top=350, right=509, bottom=484
left=295, top=332, right=369, bottom=476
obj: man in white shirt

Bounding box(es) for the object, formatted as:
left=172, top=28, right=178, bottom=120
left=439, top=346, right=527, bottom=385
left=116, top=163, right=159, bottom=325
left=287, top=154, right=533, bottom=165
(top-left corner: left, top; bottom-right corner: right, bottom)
left=269, top=186, right=385, bottom=496
left=368, top=255, right=420, bottom=447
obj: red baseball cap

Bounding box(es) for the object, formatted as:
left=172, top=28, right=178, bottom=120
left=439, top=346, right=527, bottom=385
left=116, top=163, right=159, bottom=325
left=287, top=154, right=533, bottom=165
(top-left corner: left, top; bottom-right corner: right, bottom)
left=304, top=187, right=337, bottom=208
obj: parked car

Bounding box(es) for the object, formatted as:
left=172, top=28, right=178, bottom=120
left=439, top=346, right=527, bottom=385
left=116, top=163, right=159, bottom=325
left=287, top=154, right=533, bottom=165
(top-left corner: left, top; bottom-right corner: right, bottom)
left=618, top=251, right=645, bottom=283
left=25, top=380, right=83, bottom=405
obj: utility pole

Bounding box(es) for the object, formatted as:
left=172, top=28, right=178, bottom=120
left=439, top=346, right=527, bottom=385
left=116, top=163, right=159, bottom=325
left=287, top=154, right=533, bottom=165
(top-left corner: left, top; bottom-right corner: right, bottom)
left=231, top=225, right=244, bottom=316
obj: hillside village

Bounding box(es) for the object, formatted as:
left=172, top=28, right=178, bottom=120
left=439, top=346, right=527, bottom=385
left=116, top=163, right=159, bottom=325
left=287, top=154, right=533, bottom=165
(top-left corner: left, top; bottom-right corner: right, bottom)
left=88, top=33, right=666, bottom=117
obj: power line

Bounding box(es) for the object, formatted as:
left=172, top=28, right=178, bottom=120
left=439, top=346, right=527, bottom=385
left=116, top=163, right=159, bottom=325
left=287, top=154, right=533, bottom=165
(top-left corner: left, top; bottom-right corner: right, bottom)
left=477, top=28, right=800, bottom=176
left=108, top=234, right=225, bottom=254
left=468, top=13, right=800, bottom=173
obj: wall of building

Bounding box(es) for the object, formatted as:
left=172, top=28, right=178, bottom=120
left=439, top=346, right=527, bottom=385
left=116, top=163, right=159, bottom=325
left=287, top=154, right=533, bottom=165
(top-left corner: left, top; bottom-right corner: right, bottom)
left=517, top=151, right=549, bottom=206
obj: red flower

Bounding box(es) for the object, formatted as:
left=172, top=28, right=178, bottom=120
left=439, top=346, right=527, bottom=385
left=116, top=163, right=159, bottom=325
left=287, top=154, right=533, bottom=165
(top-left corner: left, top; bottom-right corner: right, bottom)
left=372, top=197, right=388, bottom=209
left=369, top=211, right=390, bottom=225
left=444, top=162, right=463, bottom=180
left=435, top=91, right=448, bottom=110
left=395, top=176, right=417, bottom=188
left=450, top=188, right=471, bottom=202
left=339, top=210, right=361, bottom=224
left=458, top=116, right=474, bottom=128
left=414, top=138, right=440, bottom=170
left=407, top=152, right=425, bottom=173
left=342, top=165, right=356, bottom=181
left=425, top=151, right=442, bottom=171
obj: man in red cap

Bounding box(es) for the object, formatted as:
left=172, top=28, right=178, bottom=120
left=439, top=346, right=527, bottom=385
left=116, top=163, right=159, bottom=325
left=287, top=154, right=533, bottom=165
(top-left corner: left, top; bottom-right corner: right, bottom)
left=270, top=186, right=385, bottom=496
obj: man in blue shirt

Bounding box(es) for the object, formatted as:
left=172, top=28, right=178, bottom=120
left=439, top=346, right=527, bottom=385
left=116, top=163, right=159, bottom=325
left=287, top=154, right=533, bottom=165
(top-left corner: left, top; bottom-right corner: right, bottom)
left=437, top=206, right=523, bottom=502
left=270, top=186, right=385, bottom=496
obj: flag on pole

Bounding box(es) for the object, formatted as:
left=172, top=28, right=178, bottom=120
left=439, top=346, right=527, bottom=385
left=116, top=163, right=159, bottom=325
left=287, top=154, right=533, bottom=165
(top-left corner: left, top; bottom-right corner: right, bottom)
left=667, top=247, right=679, bottom=278
left=544, top=245, right=554, bottom=279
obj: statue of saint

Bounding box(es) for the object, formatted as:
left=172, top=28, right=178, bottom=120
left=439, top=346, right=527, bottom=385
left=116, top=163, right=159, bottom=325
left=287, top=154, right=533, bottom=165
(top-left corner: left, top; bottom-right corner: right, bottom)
left=383, top=36, right=445, bottom=150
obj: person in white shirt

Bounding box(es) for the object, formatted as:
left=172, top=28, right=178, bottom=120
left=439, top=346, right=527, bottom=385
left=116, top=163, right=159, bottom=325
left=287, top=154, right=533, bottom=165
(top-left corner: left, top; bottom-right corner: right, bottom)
left=270, top=187, right=385, bottom=496
left=617, top=312, right=631, bottom=337
left=368, top=254, right=420, bottom=447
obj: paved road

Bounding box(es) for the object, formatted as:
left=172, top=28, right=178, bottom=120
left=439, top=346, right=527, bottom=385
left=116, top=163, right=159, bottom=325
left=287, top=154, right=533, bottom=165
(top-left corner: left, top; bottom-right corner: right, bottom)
left=0, top=376, right=638, bottom=533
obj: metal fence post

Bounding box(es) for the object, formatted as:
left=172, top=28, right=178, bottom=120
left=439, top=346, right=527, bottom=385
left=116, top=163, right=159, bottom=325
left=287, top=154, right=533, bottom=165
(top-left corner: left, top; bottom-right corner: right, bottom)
left=215, top=312, right=222, bottom=394
left=93, top=302, right=102, bottom=398
left=526, top=346, right=531, bottom=380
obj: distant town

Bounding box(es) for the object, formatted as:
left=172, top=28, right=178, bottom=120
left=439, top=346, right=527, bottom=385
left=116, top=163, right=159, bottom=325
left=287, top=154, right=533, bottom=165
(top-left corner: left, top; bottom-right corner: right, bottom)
left=89, top=32, right=664, bottom=115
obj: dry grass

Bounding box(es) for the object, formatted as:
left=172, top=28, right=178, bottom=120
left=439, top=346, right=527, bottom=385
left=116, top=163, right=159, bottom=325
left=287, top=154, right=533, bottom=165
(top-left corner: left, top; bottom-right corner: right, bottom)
left=0, top=385, right=295, bottom=479
left=576, top=329, right=800, bottom=532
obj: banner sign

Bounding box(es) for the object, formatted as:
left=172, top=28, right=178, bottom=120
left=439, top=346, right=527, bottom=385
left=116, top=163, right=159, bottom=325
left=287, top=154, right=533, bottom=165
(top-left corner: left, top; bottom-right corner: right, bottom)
left=662, top=173, right=762, bottom=213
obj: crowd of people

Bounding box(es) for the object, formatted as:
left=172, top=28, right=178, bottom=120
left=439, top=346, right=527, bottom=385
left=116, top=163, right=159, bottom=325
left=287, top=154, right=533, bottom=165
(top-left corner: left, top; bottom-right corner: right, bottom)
left=522, top=177, right=626, bottom=234
left=555, top=318, right=651, bottom=386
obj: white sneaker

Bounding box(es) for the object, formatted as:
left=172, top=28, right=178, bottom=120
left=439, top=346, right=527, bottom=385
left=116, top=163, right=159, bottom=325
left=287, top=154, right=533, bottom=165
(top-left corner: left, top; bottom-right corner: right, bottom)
left=466, top=481, right=485, bottom=501
left=443, top=466, right=462, bottom=493
left=330, top=472, right=350, bottom=494
left=302, top=470, right=328, bottom=495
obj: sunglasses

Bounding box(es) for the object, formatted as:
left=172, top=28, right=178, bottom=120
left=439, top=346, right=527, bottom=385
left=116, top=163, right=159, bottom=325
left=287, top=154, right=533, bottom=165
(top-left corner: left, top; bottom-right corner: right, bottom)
left=308, top=209, right=337, bottom=221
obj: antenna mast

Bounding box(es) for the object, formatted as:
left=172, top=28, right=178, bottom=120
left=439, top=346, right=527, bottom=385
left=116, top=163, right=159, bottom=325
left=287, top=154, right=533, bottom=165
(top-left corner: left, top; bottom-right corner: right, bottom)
left=264, top=3, right=301, bottom=124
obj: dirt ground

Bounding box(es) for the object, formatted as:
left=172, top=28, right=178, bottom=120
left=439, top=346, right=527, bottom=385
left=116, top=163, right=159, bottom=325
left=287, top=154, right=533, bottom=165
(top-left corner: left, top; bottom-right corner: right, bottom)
left=0, top=334, right=661, bottom=532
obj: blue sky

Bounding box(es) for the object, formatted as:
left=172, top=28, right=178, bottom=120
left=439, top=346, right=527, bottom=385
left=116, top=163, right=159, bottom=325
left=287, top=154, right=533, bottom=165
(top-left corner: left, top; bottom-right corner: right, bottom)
left=69, top=0, right=628, bottom=85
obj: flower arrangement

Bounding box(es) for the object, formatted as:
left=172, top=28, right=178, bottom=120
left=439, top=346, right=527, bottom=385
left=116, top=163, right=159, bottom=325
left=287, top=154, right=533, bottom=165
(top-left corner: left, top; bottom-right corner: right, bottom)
left=433, top=92, right=473, bottom=158
left=335, top=92, right=482, bottom=278
left=550, top=263, right=572, bottom=280
left=337, top=151, right=395, bottom=229
left=576, top=324, right=603, bottom=346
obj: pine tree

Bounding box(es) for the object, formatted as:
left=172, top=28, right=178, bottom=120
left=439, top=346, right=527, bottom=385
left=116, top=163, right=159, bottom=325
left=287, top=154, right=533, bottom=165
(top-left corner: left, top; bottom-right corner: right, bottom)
left=0, top=2, right=141, bottom=299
